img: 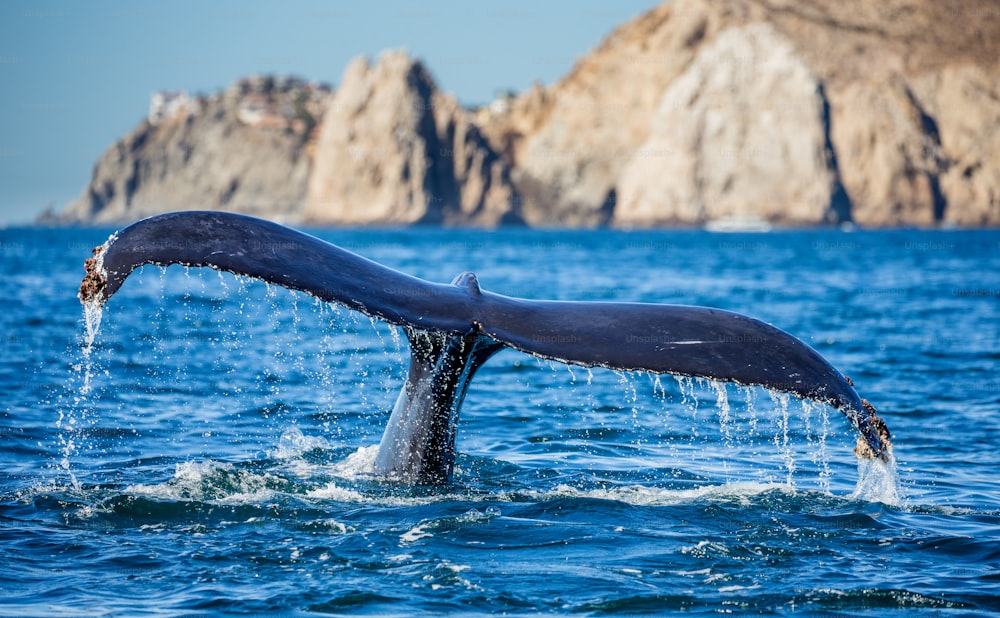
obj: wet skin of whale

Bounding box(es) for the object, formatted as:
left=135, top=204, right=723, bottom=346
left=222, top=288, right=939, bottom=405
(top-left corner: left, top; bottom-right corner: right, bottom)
left=79, top=211, right=892, bottom=484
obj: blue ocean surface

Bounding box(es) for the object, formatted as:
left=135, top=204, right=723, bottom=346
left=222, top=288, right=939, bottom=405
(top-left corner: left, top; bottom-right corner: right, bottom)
left=1, top=226, right=998, bottom=615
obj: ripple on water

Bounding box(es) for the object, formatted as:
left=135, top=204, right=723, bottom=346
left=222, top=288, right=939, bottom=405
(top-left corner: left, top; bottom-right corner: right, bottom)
left=3, top=228, right=999, bottom=614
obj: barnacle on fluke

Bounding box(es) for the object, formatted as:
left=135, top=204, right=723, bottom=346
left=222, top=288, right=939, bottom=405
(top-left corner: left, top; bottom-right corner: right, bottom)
left=854, top=399, right=893, bottom=460
left=79, top=247, right=107, bottom=305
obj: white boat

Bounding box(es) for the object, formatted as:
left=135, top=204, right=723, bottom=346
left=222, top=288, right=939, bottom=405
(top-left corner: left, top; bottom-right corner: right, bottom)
left=704, top=215, right=773, bottom=233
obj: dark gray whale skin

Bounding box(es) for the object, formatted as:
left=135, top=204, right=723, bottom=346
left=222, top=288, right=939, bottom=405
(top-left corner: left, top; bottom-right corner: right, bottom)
left=80, top=211, right=890, bottom=484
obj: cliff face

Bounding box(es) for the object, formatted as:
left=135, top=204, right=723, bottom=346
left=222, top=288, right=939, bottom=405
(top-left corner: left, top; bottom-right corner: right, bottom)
left=482, top=1, right=720, bottom=227
left=59, top=76, right=328, bottom=224
left=753, top=0, right=1000, bottom=227
left=303, top=51, right=519, bottom=226
left=479, top=0, right=1000, bottom=228
left=615, top=22, right=844, bottom=226
left=55, top=0, right=1000, bottom=227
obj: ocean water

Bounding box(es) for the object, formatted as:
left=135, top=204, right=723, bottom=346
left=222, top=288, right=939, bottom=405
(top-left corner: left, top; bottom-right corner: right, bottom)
left=1, top=225, right=998, bottom=615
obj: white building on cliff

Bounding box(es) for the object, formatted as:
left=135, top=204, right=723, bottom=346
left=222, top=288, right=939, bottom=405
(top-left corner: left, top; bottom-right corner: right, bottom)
left=148, top=91, right=200, bottom=125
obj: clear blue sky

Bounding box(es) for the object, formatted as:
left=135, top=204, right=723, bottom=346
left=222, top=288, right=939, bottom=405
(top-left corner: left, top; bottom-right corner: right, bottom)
left=0, top=0, right=660, bottom=225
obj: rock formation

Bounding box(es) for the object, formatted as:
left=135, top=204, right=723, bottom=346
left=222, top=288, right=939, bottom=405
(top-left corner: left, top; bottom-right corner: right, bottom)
left=303, top=51, right=519, bottom=226
left=51, top=0, right=1000, bottom=227
left=615, top=22, right=843, bottom=226
left=58, top=76, right=328, bottom=225
left=479, top=1, right=719, bottom=227
left=479, top=0, right=1000, bottom=228
left=751, top=0, right=1000, bottom=227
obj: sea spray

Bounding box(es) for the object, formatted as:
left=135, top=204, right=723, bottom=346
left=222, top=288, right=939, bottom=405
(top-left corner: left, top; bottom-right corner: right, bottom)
left=672, top=375, right=700, bottom=441
left=768, top=391, right=796, bottom=485
left=712, top=381, right=733, bottom=448
left=79, top=300, right=103, bottom=395
left=712, top=382, right=734, bottom=482
left=852, top=451, right=902, bottom=506
left=802, top=400, right=834, bottom=492
left=744, top=387, right=760, bottom=437
left=57, top=299, right=105, bottom=489
left=615, top=370, right=640, bottom=425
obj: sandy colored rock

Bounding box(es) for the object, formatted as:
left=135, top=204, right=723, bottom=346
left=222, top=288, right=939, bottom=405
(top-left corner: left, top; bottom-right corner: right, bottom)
left=50, top=0, right=1000, bottom=228
left=754, top=0, right=1000, bottom=227
left=58, top=76, right=325, bottom=225
left=492, top=0, right=732, bottom=227
left=825, top=78, right=949, bottom=227
left=303, top=51, right=519, bottom=226
left=487, top=0, right=1000, bottom=227
left=615, top=23, right=841, bottom=226
left=909, top=65, right=1000, bottom=227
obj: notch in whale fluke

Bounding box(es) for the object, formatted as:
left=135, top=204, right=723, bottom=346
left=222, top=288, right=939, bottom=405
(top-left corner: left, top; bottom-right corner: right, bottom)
left=79, top=211, right=892, bottom=483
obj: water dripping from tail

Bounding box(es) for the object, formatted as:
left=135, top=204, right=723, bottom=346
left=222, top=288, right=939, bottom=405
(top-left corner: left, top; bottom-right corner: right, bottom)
left=852, top=454, right=901, bottom=506
left=655, top=377, right=904, bottom=500
left=79, top=298, right=103, bottom=395
left=852, top=433, right=901, bottom=506
left=57, top=296, right=105, bottom=490
left=712, top=382, right=734, bottom=482
left=768, top=392, right=796, bottom=486
left=54, top=242, right=114, bottom=489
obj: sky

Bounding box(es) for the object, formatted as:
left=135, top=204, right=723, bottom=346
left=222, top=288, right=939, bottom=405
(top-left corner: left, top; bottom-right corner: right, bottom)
left=0, top=0, right=661, bottom=225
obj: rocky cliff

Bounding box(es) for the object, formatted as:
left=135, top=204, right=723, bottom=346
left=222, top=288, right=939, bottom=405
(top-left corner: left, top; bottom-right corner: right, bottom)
left=616, top=21, right=845, bottom=226
left=58, top=76, right=329, bottom=224
left=54, top=0, right=1000, bottom=227
left=480, top=0, right=1000, bottom=228
left=303, top=51, right=519, bottom=226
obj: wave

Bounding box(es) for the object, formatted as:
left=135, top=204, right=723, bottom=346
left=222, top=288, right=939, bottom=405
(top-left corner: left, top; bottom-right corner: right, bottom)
left=21, top=453, right=902, bottom=517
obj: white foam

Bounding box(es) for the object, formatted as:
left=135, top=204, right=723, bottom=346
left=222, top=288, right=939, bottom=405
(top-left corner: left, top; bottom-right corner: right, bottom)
left=851, top=454, right=902, bottom=506
left=310, top=519, right=352, bottom=535
left=400, top=524, right=433, bottom=543
left=269, top=426, right=332, bottom=460
left=305, top=480, right=472, bottom=507
left=328, top=444, right=380, bottom=480
left=523, top=481, right=793, bottom=507
left=676, top=568, right=713, bottom=577
left=304, top=482, right=369, bottom=503
left=125, top=460, right=282, bottom=505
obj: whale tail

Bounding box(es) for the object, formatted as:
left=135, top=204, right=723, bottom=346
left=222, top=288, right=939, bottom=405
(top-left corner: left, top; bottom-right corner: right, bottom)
left=81, top=211, right=892, bottom=483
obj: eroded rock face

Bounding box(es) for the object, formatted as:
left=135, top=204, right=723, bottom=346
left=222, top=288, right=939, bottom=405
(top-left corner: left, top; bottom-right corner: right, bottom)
left=59, top=77, right=324, bottom=225
left=767, top=0, right=1000, bottom=228
left=615, top=23, right=841, bottom=226
left=492, top=0, right=726, bottom=227
left=921, top=65, right=1000, bottom=227
left=303, top=51, right=519, bottom=226
left=825, top=79, right=950, bottom=227
left=53, top=0, right=1000, bottom=228
left=488, top=0, right=1000, bottom=228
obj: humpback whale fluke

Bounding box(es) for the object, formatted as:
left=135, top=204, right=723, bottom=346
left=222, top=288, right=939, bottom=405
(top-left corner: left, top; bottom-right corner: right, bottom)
left=79, top=211, right=892, bottom=483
